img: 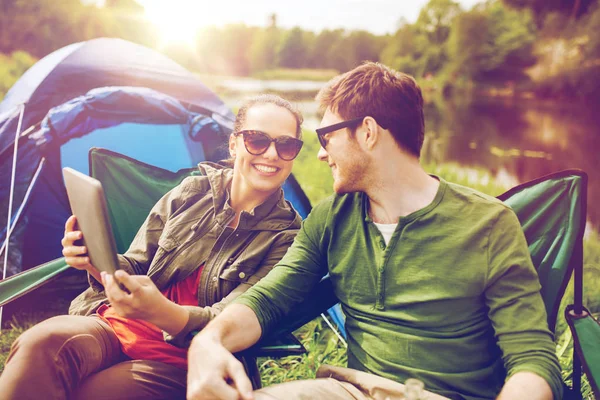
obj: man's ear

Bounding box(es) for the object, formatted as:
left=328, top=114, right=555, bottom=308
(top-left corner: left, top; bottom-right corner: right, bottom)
left=363, top=117, right=379, bottom=150
left=229, top=134, right=237, bottom=158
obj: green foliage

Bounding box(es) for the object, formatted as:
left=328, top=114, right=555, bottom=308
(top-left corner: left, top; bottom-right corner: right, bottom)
left=0, top=51, right=37, bottom=102
left=381, top=0, right=461, bottom=77
left=344, top=31, right=387, bottom=68
left=501, top=0, right=596, bottom=25
left=0, top=319, right=33, bottom=374
left=249, top=27, right=281, bottom=72
left=308, top=29, right=345, bottom=69
left=415, top=0, right=462, bottom=46
left=380, top=24, right=421, bottom=76
left=526, top=2, right=600, bottom=103
left=278, top=28, right=308, bottom=69
left=291, top=130, right=334, bottom=205
left=0, top=0, right=135, bottom=57
left=447, top=1, right=537, bottom=82
left=259, top=318, right=347, bottom=386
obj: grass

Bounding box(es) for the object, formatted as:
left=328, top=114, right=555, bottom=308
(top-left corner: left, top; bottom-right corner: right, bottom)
left=0, top=321, right=27, bottom=373
left=1, top=130, right=599, bottom=398
left=259, top=319, right=347, bottom=387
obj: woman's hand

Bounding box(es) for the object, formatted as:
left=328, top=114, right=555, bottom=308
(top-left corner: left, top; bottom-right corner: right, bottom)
left=61, top=215, right=102, bottom=283
left=102, top=270, right=189, bottom=335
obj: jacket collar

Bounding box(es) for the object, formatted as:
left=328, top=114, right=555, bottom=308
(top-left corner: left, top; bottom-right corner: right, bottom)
left=198, top=162, right=300, bottom=231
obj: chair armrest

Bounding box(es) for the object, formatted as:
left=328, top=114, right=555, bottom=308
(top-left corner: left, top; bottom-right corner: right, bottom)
left=246, top=332, right=306, bottom=357
left=565, top=305, right=600, bottom=398
left=0, top=257, right=70, bottom=307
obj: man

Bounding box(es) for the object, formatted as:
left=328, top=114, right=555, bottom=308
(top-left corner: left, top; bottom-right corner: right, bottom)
left=186, top=62, right=563, bottom=400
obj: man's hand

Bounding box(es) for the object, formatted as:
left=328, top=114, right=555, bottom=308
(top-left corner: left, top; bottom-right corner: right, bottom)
left=187, top=334, right=254, bottom=400
left=102, top=270, right=189, bottom=334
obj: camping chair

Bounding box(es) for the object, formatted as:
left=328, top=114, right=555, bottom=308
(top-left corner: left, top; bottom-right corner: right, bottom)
left=253, top=169, right=600, bottom=398
left=0, top=147, right=307, bottom=383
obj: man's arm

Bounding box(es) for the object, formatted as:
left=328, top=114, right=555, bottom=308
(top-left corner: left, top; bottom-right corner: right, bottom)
left=187, top=304, right=262, bottom=400
left=486, top=207, right=562, bottom=400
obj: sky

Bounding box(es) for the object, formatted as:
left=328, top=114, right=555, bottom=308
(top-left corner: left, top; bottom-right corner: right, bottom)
left=138, top=0, right=484, bottom=36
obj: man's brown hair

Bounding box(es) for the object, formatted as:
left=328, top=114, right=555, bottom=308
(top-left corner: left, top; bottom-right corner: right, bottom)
left=316, top=62, right=424, bottom=157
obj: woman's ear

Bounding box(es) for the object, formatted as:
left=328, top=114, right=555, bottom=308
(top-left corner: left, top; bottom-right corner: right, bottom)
left=229, top=134, right=237, bottom=158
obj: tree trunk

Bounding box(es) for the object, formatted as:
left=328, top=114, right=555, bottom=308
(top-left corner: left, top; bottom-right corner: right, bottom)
left=571, top=0, right=582, bottom=19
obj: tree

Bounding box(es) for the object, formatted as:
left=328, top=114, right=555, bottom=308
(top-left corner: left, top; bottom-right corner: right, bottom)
left=447, top=1, right=537, bottom=82
left=502, top=0, right=596, bottom=25
left=346, top=30, right=385, bottom=66
left=0, top=0, right=127, bottom=57
left=380, top=23, right=420, bottom=75
left=0, top=51, right=37, bottom=101
left=415, top=0, right=462, bottom=45
left=309, top=29, right=345, bottom=70
left=277, top=27, right=308, bottom=68
left=249, top=26, right=281, bottom=72
left=380, top=0, right=463, bottom=77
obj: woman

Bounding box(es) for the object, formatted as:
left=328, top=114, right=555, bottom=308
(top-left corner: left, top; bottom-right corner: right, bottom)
left=0, top=94, right=304, bottom=399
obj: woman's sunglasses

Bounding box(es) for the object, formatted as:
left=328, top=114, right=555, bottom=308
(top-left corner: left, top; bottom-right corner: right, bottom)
left=234, top=130, right=303, bottom=161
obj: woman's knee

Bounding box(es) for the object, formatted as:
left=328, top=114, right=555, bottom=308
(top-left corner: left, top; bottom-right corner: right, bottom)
left=11, top=316, right=77, bottom=355
left=10, top=315, right=110, bottom=363
left=75, top=360, right=187, bottom=400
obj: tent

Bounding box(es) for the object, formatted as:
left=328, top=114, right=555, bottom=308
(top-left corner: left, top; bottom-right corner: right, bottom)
left=0, top=37, right=310, bottom=283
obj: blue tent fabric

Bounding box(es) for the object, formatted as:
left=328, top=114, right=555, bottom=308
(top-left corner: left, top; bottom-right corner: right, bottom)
left=0, top=37, right=234, bottom=154
left=31, top=87, right=223, bottom=149
left=0, top=38, right=238, bottom=277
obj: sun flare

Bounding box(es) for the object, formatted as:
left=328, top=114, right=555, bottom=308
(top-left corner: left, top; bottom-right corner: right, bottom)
left=141, top=0, right=216, bottom=48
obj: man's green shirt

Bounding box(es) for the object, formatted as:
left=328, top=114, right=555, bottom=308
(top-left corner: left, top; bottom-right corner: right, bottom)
left=235, top=178, right=562, bottom=399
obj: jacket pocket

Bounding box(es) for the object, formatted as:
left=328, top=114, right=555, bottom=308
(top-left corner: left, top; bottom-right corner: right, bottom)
left=151, top=233, right=179, bottom=270
left=219, top=262, right=254, bottom=283
left=158, top=231, right=179, bottom=251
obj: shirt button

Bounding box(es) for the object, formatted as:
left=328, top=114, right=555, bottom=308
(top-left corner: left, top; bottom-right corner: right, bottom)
left=212, top=276, right=218, bottom=282
left=238, top=272, right=246, bottom=279
left=379, top=241, right=385, bottom=249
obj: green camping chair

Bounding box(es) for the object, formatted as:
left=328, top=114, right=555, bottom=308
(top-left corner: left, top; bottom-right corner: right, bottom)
left=497, top=170, right=598, bottom=398
left=0, top=150, right=598, bottom=397
left=0, top=147, right=304, bottom=385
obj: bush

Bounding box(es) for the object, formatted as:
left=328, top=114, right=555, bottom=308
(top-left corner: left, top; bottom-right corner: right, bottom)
left=0, top=51, right=37, bottom=102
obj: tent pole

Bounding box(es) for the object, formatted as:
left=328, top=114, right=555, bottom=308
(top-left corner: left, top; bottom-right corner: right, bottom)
left=0, top=103, right=25, bottom=329
left=0, top=158, right=46, bottom=257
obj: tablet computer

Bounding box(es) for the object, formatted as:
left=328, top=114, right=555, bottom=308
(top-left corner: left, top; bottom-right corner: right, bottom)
left=62, top=167, right=120, bottom=276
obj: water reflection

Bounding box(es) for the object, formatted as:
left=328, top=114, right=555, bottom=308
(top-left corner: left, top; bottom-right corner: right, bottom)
left=423, top=92, right=600, bottom=230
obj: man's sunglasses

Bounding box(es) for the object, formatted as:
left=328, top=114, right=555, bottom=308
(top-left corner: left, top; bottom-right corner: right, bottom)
left=315, top=117, right=365, bottom=149
left=234, top=130, right=303, bottom=161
